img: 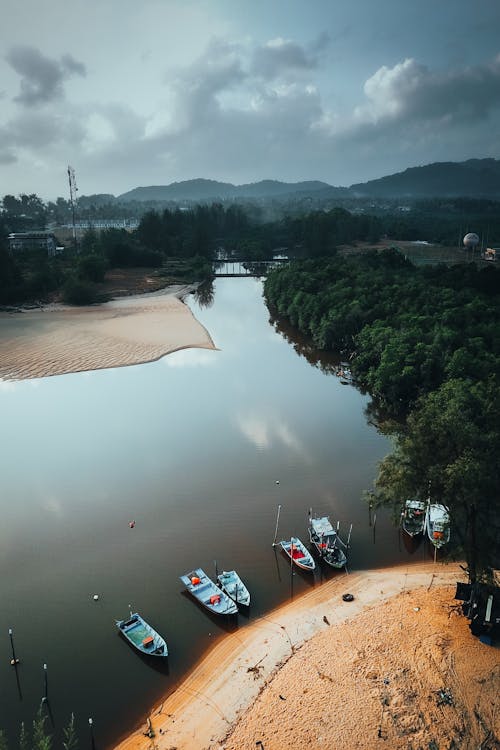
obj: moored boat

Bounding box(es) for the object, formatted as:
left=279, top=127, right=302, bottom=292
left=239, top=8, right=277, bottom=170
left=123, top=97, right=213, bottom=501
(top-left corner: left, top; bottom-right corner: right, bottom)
left=280, top=536, right=316, bottom=572
left=308, top=514, right=349, bottom=569
left=425, top=502, right=451, bottom=548
left=180, top=568, right=238, bottom=615
left=401, top=499, right=426, bottom=537
left=116, top=611, right=168, bottom=657
left=217, top=569, right=251, bottom=607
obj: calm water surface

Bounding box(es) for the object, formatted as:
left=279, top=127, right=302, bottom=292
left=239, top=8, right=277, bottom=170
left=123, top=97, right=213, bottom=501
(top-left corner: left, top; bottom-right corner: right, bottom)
left=0, top=278, right=423, bottom=748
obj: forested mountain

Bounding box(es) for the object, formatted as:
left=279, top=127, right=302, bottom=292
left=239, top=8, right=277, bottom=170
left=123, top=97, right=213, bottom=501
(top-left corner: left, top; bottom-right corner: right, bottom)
left=112, top=159, right=500, bottom=204
left=349, top=158, right=500, bottom=199
left=118, top=178, right=336, bottom=203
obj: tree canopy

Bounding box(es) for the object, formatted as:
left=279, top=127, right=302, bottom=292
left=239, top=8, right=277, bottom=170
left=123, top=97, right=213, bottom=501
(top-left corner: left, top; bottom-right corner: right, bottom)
left=264, top=253, right=500, bottom=580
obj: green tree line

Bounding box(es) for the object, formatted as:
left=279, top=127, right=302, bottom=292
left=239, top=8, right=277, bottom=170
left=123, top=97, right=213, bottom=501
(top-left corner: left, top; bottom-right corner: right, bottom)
left=264, top=252, right=500, bottom=581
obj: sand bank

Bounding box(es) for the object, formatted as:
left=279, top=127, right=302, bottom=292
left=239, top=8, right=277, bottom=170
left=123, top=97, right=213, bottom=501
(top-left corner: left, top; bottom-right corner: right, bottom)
left=0, top=286, right=217, bottom=381
left=112, top=561, right=498, bottom=750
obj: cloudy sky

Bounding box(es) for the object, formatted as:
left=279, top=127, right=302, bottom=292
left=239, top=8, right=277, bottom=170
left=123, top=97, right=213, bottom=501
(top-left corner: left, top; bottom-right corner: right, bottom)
left=1, top=0, right=500, bottom=199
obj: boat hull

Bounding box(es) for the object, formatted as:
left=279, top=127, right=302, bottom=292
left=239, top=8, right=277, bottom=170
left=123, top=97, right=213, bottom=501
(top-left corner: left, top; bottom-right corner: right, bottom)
left=116, top=613, right=168, bottom=657
left=308, top=516, right=348, bottom=569
left=180, top=568, right=238, bottom=615
left=280, top=537, right=316, bottom=572
left=217, top=570, right=251, bottom=607
left=401, top=500, right=426, bottom=538
left=425, top=503, right=451, bottom=548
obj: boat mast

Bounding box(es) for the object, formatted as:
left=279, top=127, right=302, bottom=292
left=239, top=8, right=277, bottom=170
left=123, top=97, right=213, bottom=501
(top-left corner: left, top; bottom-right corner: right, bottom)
left=272, top=504, right=281, bottom=547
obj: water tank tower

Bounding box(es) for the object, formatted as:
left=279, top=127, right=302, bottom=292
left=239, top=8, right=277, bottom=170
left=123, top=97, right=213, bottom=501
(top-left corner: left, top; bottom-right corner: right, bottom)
left=463, top=232, right=479, bottom=250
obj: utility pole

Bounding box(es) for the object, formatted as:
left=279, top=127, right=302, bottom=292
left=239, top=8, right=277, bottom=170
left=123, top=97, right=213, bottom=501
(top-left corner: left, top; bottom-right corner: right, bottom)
left=68, top=165, right=78, bottom=254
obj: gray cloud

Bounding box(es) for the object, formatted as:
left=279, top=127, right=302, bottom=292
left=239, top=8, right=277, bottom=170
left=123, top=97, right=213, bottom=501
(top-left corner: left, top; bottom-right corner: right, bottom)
left=252, top=37, right=319, bottom=79
left=358, top=54, right=500, bottom=127
left=6, top=45, right=86, bottom=106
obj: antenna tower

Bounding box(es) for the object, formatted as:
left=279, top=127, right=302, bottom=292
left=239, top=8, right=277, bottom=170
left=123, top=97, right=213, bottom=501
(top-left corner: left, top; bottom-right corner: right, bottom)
left=67, top=165, right=78, bottom=252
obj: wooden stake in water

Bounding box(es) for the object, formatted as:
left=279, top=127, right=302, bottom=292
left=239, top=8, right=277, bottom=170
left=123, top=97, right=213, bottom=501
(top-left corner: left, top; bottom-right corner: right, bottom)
left=347, top=524, right=353, bottom=548
left=8, top=628, right=20, bottom=666
left=272, top=504, right=281, bottom=547
left=43, top=663, right=48, bottom=701
left=89, top=718, right=96, bottom=750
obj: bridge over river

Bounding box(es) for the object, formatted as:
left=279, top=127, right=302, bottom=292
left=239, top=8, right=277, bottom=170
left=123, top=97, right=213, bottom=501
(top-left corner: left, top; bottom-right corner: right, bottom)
left=214, top=258, right=290, bottom=276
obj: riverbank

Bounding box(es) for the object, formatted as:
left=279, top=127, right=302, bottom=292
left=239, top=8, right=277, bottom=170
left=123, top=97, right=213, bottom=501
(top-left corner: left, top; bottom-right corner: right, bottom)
left=0, top=285, right=217, bottom=380
left=112, top=561, right=498, bottom=750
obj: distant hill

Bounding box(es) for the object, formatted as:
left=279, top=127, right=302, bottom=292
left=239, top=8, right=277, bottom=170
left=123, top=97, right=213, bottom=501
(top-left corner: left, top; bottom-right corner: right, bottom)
left=117, top=178, right=336, bottom=202
left=349, top=159, right=500, bottom=199
left=84, top=159, right=500, bottom=206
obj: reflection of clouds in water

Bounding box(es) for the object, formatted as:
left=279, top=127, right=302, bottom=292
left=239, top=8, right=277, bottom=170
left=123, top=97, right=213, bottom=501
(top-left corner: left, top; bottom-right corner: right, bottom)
left=236, top=412, right=311, bottom=461
left=162, top=348, right=217, bottom=368
left=275, top=422, right=303, bottom=453
left=40, top=494, right=63, bottom=516
left=0, top=378, right=40, bottom=392
left=237, top=415, right=270, bottom=449
left=0, top=379, right=18, bottom=392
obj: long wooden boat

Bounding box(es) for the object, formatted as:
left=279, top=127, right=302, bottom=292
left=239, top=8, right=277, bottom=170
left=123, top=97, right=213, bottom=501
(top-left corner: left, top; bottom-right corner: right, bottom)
left=180, top=568, right=238, bottom=615
left=308, top=515, right=348, bottom=569
left=280, top=536, right=316, bottom=572
left=115, top=612, right=168, bottom=657
left=425, top=502, right=451, bottom=548
left=217, top=569, right=251, bottom=607
left=401, top=499, right=426, bottom=537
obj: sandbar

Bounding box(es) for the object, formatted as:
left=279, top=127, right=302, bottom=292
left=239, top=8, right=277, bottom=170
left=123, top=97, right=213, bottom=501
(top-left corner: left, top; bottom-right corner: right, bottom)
left=0, top=286, right=217, bottom=381
left=112, top=561, right=499, bottom=750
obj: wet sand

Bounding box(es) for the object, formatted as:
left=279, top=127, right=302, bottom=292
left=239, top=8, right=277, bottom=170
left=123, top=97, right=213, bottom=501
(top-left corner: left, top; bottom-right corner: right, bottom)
left=0, top=286, right=217, bottom=381
left=112, top=561, right=499, bottom=750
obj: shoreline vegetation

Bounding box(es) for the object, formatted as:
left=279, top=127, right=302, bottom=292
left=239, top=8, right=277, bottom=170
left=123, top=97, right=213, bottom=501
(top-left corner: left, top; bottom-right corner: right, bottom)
left=264, top=253, right=500, bottom=582
left=111, top=561, right=499, bottom=750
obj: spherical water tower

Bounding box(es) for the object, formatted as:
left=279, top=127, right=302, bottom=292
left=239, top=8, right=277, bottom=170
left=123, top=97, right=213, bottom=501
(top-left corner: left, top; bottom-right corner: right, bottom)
left=463, top=232, right=479, bottom=250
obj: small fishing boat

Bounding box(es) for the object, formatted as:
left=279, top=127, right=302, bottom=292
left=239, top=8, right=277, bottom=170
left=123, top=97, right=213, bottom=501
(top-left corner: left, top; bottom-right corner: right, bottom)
left=217, top=569, right=251, bottom=607
left=308, top=514, right=349, bottom=569
left=401, top=499, right=426, bottom=537
left=425, top=502, right=451, bottom=548
left=280, top=536, right=316, bottom=572
left=116, top=611, right=168, bottom=657
left=180, top=568, right=238, bottom=615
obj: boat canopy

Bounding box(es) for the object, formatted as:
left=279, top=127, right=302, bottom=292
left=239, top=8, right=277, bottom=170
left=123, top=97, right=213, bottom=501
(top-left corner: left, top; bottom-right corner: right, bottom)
left=310, top=516, right=335, bottom=536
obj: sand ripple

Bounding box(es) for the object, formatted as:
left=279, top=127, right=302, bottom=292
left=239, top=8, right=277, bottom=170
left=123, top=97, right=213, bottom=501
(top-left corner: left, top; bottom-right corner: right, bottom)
left=0, top=289, right=216, bottom=381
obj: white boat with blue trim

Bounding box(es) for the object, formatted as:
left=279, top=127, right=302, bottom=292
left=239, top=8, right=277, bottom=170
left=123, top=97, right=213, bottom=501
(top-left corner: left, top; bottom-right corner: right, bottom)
left=425, top=502, right=451, bottom=548
left=401, top=499, right=427, bottom=538
left=308, top=514, right=349, bottom=569
left=180, top=568, right=238, bottom=615
left=217, top=569, right=251, bottom=607
left=116, top=611, right=168, bottom=657
left=280, top=536, right=316, bottom=572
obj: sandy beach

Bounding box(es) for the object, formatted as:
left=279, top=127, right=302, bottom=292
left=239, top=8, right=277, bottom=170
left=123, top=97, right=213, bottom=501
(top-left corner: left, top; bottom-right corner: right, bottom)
left=0, top=286, right=217, bottom=381
left=112, top=561, right=499, bottom=750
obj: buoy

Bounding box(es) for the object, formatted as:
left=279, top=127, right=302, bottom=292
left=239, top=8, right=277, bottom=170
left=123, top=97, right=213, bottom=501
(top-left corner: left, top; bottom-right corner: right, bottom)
left=129, top=520, right=136, bottom=528
left=93, top=594, right=99, bottom=601
left=275, top=480, right=280, bottom=485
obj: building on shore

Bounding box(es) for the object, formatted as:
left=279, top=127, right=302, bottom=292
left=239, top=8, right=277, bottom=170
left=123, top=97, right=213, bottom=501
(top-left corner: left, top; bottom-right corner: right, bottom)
left=8, top=231, right=63, bottom=257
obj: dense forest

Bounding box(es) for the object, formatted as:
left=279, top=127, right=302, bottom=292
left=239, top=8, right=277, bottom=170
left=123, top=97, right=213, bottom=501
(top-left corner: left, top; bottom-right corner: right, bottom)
left=264, top=252, right=500, bottom=582
left=2, top=188, right=500, bottom=307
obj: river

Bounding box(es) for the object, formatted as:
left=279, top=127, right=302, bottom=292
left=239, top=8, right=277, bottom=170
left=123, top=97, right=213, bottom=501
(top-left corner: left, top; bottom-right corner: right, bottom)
left=0, top=277, right=424, bottom=749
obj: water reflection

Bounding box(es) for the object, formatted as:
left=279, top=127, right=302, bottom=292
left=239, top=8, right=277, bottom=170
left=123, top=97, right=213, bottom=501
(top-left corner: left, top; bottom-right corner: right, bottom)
left=0, top=278, right=411, bottom=750
left=192, top=279, right=215, bottom=309
left=268, top=308, right=340, bottom=375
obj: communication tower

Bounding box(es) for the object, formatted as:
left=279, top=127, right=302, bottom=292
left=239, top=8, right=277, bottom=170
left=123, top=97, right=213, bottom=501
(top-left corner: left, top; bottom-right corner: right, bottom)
left=67, top=165, right=78, bottom=252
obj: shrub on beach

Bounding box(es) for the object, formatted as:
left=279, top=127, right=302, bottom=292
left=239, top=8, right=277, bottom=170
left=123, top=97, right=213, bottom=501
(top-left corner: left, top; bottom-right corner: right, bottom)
left=62, top=275, right=99, bottom=305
